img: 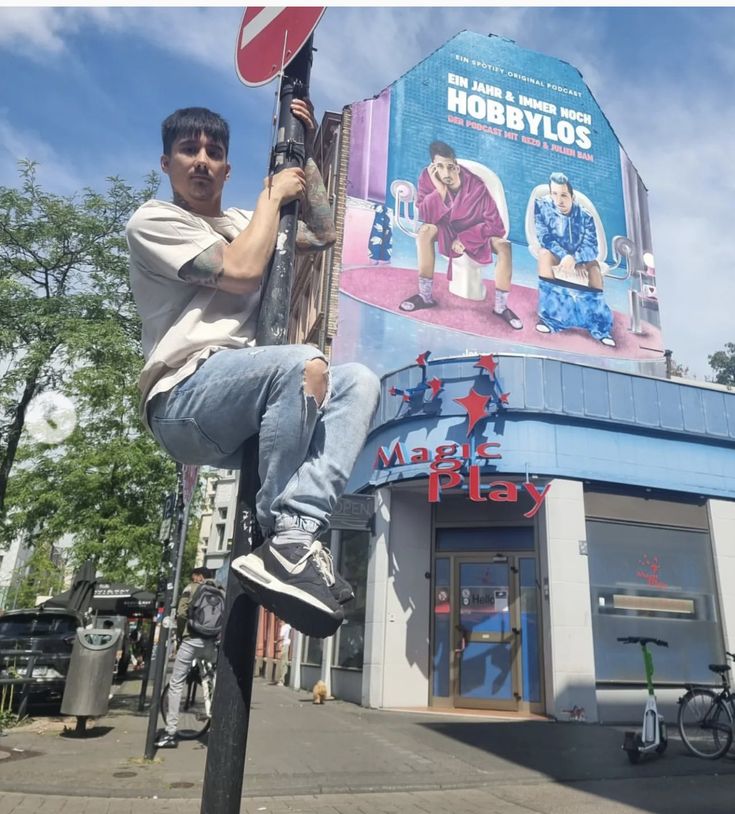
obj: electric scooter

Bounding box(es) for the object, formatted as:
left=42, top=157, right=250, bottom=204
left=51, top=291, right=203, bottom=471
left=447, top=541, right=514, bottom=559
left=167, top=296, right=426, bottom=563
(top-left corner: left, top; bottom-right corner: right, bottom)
left=618, top=636, right=669, bottom=764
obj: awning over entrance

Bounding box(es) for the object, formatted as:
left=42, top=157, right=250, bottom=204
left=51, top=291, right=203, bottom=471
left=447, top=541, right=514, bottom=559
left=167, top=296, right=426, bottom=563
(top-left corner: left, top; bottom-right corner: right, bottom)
left=41, top=582, right=156, bottom=617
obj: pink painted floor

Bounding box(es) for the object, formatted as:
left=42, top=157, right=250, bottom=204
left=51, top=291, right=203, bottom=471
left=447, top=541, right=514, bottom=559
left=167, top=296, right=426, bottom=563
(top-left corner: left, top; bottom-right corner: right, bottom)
left=340, top=265, right=664, bottom=359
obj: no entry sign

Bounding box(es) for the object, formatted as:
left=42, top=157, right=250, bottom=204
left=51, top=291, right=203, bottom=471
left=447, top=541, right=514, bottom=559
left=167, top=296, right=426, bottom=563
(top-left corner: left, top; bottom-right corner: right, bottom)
left=235, top=6, right=325, bottom=87
left=182, top=464, right=199, bottom=507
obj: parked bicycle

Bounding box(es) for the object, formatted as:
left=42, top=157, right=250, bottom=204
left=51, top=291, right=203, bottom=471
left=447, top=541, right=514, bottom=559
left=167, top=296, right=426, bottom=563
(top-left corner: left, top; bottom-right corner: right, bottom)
left=160, top=644, right=217, bottom=740
left=677, top=651, right=735, bottom=759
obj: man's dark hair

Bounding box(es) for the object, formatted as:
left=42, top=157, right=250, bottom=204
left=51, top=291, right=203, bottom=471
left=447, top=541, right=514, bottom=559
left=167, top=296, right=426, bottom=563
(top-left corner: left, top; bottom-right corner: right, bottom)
left=549, top=171, right=574, bottom=197
left=161, top=107, right=230, bottom=157
left=191, top=566, right=210, bottom=580
left=429, top=140, right=456, bottom=162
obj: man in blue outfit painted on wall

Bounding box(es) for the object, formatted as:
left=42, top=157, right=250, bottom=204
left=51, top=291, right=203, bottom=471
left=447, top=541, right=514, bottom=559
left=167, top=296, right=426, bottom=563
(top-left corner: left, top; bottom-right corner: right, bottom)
left=534, top=172, right=616, bottom=347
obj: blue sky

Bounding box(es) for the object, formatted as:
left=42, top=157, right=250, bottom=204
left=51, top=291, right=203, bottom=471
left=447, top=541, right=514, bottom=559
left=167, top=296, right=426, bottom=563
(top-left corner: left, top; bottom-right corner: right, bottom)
left=1, top=5, right=733, bottom=378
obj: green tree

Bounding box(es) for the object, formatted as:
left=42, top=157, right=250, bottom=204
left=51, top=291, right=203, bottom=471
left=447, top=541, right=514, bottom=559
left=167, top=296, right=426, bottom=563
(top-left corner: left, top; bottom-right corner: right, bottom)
left=2, top=162, right=178, bottom=587
left=709, top=343, right=735, bottom=387
left=13, top=540, right=65, bottom=609
left=0, top=161, right=158, bottom=518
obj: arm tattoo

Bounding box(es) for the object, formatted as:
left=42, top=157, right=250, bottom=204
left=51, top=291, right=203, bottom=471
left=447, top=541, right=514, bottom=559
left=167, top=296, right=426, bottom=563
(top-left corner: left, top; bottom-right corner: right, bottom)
left=178, top=242, right=226, bottom=288
left=296, top=157, right=337, bottom=252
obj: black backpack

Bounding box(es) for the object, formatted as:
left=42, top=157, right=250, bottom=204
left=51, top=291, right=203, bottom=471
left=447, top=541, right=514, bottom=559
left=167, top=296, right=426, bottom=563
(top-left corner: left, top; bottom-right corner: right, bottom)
left=187, top=582, right=225, bottom=638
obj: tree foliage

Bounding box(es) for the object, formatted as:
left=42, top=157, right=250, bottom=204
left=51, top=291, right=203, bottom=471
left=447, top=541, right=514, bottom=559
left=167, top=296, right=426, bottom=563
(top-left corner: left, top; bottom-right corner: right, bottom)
left=13, top=541, right=65, bottom=610
left=709, top=343, right=735, bottom=387
left=2, top=162, right=178, bottom=588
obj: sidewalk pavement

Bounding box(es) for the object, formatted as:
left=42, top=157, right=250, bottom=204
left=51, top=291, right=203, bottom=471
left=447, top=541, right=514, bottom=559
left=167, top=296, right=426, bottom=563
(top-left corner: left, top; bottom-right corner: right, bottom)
left=1, top=675, right=735, bottom=813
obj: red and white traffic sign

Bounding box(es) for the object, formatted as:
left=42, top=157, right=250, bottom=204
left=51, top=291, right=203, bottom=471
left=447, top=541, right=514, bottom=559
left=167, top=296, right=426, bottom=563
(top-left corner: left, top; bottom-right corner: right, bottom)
left=235, top=6, right=325, bottom=87
left=182, top=464, right=199, bottom=507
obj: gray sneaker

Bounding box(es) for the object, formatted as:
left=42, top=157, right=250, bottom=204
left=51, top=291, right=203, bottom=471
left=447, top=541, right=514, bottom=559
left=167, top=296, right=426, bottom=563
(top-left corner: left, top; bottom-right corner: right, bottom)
left=231, top=518, right=345, bottom=638
left=268, top=517, right=354, bottom=604
left=331, top=571, right=355, bottom=605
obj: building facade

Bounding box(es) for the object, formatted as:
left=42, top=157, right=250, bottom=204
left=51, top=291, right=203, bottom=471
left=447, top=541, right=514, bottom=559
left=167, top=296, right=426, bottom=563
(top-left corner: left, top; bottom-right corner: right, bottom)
left=198, top=469, right=239, bottom=572
left=285, top=31, right=735, bottom=723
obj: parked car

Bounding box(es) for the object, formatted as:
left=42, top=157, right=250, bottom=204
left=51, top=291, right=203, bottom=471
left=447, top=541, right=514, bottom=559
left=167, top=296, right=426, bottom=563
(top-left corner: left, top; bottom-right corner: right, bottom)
left=0, top=607, right=84, bottom=703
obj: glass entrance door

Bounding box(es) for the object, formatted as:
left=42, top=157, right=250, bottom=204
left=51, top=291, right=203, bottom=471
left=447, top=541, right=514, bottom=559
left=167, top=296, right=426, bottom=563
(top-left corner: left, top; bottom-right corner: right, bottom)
left=454, top=557, right=518, bottom=709
left=431, top=546, right=544, bottom=712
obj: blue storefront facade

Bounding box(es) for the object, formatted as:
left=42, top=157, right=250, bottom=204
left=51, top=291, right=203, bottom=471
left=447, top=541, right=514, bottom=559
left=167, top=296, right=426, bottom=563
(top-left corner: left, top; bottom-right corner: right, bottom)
left=292, top=32, right=735, bottom=723
left=331, top=354, right=735, bottom=721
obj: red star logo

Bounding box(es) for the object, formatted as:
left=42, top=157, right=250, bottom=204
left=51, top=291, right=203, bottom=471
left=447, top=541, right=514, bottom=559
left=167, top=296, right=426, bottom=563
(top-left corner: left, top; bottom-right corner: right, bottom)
left=427, top=377, right=442, bottom=398
left=475, top=354, right=498, bottom=378
left=499, top=392, right=510, bottom=405
left=454, top=389, right=491, bottom=435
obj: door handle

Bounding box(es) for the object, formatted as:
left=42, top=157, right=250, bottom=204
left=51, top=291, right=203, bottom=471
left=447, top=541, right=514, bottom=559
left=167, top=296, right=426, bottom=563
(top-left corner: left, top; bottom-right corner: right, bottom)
left=512, top=627, right=520, bottom=636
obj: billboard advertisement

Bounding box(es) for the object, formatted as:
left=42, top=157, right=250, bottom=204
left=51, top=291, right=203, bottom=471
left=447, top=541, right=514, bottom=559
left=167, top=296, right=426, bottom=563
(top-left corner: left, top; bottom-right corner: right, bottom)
left=333, top=32, right=662, bottom=375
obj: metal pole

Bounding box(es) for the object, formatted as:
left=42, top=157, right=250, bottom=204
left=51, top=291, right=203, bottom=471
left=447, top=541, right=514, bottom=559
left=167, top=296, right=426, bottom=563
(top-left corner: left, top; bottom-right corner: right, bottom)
left=143, top=469, right=185, bottom=759
left=163, top=497, right=193, bottom=668
left=136, top=625, right=155, bottom=713
left=138, top=489, right=177, bottom=712
left=200, top=38, right=314, bottom=814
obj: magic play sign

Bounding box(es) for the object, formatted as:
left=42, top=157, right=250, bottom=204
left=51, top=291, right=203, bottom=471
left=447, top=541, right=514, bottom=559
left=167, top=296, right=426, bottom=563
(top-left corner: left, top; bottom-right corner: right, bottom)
left=375, top=439, right=550, bottom=517
left=373, top=352, right=551, bottom=515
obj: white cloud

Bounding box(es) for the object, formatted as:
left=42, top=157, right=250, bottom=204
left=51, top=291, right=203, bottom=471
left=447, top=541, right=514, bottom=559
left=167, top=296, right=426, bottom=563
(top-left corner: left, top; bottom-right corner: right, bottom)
left=0, top=114, right=85, bottom=193
left=312, top=7, right=536, bottom=110
left=602, top=84, right=735, bottom=377
left=0, top=7, right=240, bottom=73
left=0, top=8, right=82, bottom=59
left=90, top=7, right=240, bottom=74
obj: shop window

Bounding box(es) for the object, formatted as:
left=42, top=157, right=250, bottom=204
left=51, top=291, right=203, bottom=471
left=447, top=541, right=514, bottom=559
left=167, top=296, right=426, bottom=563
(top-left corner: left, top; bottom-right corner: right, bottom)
left=333, top=530, right=368, bottom=669
left=215, top=523, right=225, bottom=551
left=302, top=635, right=323, bottom=666
left=587, top=520, right=723, bottom=684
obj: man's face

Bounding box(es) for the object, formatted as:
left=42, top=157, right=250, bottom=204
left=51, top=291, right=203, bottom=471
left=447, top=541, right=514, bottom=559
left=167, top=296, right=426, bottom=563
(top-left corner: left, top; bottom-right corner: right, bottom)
left=161, top=132, right=230, bottom=214
left=431, top=155, right=461, bottom=191
left=550, top=182, right=574, bottom=215
left=192, top=573, right=205, bottom=584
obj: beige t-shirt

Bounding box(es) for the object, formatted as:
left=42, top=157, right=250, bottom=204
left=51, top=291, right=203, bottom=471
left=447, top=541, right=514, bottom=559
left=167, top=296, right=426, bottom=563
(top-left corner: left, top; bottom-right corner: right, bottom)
left=126, top=199, right=260, bottom=429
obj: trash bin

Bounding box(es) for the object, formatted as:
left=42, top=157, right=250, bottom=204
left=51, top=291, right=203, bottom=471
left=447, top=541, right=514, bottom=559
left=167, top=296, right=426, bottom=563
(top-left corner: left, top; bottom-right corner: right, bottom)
left=61, top=627, right=122, bottom=719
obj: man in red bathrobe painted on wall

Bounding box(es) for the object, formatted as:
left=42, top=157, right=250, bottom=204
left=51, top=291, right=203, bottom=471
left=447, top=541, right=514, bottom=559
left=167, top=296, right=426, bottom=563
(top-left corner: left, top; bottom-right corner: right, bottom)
left=399, top=140, right=522, bottom=330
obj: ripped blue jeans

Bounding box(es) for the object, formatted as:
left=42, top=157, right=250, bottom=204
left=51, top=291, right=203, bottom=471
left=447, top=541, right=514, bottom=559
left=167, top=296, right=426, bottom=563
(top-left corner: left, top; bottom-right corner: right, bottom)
left=148, top=346, right=381, bottom=534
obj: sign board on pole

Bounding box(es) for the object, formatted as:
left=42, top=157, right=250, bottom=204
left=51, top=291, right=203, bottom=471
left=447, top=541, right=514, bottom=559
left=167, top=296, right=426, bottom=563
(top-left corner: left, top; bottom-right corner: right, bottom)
left=182, top=465, right=199, bottom=507
left=235, top=6, right=325, bottom=87
left=158, top=491, right=176, bottom=541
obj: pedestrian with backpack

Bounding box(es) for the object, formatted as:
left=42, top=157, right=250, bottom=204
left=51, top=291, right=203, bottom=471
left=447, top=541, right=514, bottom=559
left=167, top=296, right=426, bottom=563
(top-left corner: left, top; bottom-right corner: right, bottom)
left=155, top=566, right=224, bottom=748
